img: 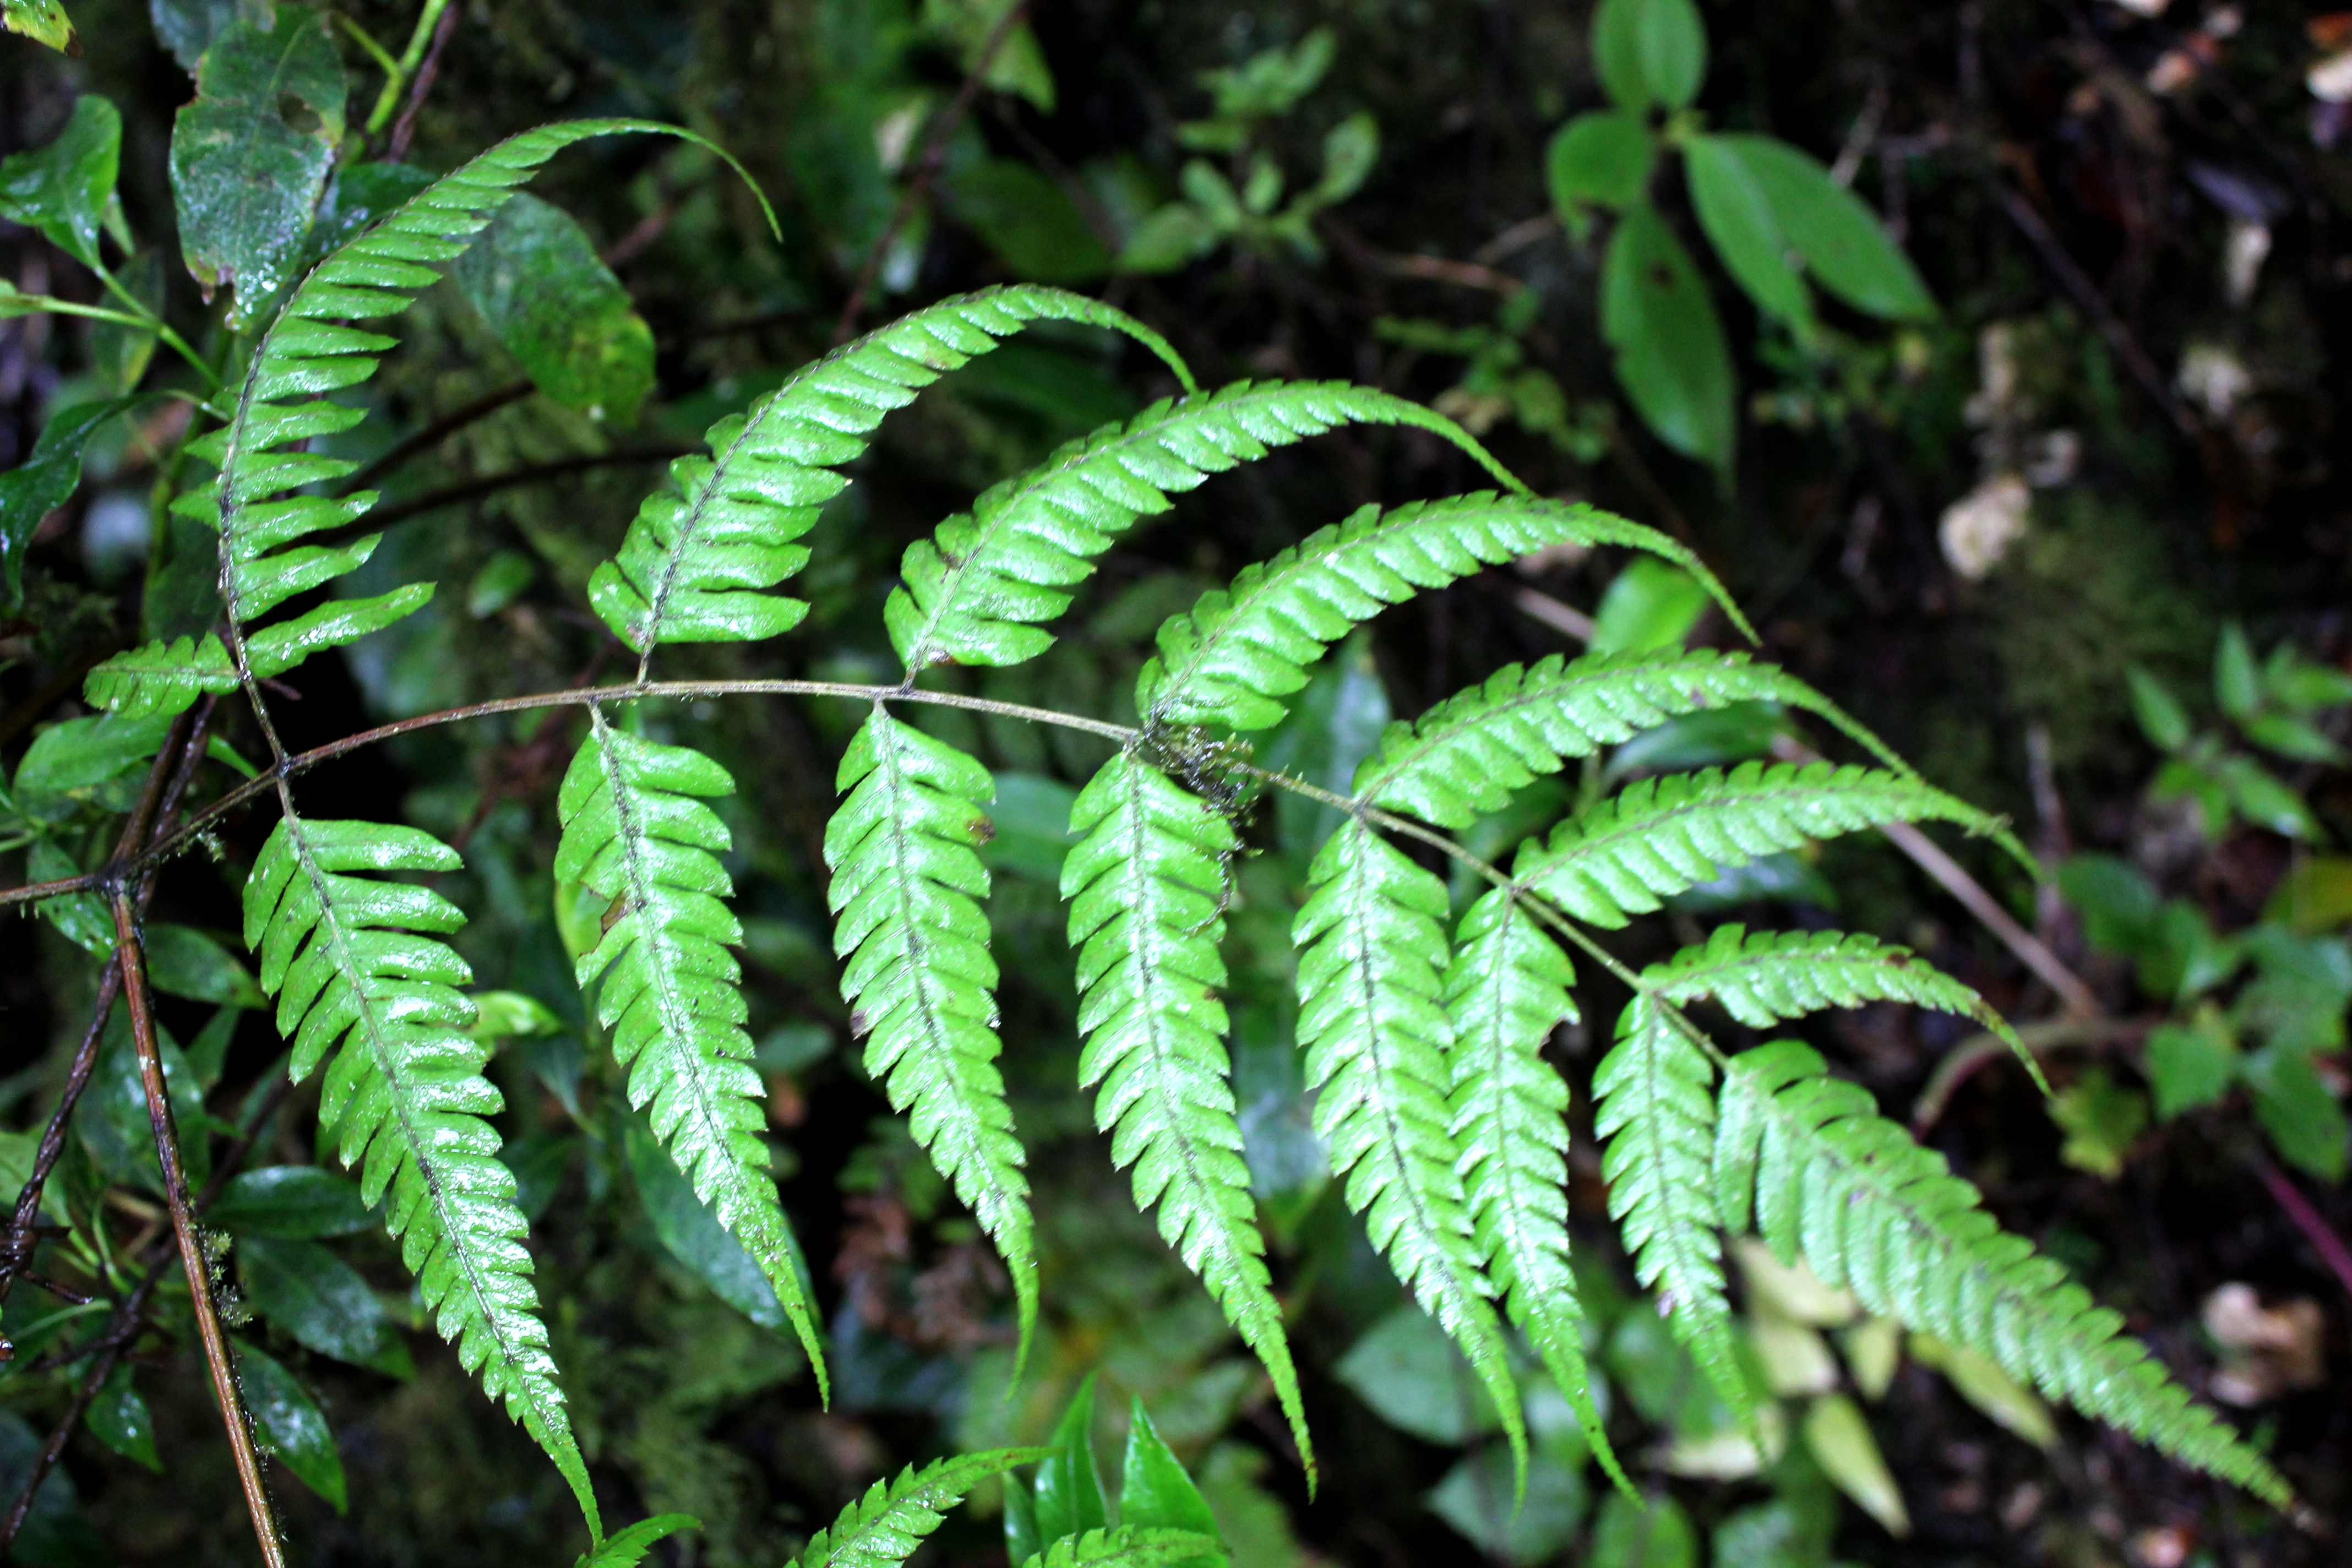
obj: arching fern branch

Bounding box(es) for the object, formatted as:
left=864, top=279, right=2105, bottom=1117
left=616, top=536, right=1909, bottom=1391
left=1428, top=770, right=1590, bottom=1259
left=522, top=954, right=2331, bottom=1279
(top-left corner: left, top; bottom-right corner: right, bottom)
left=1294, top=820, right=1528, bottom=1482
left=792, top=1447, right=1046, bottom=1568
left=1516, top=761, right=1998, bottom=928
left=825, top=708, right=1037, bottom=1358
left=1023, top=1530, right=1224, bottom=1568
left=1061, top=753, right=1309, bottom=1473
left=1714, top=1040, right=2288, bottom=1504
left=1139, top=494, right=1746, bottom=732
left=1442, top=886, right=1629, bottom=1496
left=591, top=286, right=1194, bottom=660
left=241, top=815, right=597, bottom=1533
left=87, top=117, right=754, bottom=721
left=1352, top=649, right=1905, bottom=829
left=889, top=384, right=1523, bottom=675
left=553, top=708, right=826, bottom=1389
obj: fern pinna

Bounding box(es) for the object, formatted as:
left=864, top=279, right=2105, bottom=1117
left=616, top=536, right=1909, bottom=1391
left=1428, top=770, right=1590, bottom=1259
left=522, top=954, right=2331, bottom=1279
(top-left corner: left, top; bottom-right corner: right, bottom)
left=58, top=117, right=2288, bottom=1558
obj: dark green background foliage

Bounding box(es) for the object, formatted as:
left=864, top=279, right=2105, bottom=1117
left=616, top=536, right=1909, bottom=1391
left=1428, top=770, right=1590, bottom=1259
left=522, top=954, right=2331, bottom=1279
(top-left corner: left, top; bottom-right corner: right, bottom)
left=0, top=1, right=2348, bottom=1566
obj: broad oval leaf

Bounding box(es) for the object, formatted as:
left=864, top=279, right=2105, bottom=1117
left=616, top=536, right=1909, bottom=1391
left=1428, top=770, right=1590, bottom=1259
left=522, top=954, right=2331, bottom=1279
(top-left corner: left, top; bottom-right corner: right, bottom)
left=1709, top=133, right=1934, bottom=322
left=454, top=192, right=656, bottom=422
left=1592, top=0, right=1707, bottom=113
left=0, top=94, right=121, bottom=270
left=1601, top=204, right=1734, bottom=473
left=1547, top=108, right=1655, bottom=218
left=1685, top=133, right=1811, bottom=330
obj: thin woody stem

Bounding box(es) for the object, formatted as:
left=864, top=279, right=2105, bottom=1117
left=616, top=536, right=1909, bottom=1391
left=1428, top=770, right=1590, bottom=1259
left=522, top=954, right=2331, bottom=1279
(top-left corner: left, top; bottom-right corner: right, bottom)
left=108, top=888, right=287, bottom=1568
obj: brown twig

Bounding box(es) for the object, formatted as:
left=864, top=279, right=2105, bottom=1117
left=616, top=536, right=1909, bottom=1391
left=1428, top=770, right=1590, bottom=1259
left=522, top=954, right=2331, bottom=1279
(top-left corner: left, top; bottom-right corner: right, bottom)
left=335, top=379, right=535, bottom=498
left=832, top=1, right=1030, bottom=346
left=110, top=889, right=286, bottom=1567
left=1991, top=183, right=2198, bottom=440
left=2251, top=1158, right=2352, bottom=1305
left=385, top=0, right=461, bottom=163
left=0, top=1256, right=165, bottom=1554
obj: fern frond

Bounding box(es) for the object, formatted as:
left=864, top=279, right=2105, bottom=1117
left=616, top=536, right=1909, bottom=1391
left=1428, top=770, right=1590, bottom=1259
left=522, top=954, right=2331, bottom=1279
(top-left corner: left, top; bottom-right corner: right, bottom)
left=1139, top=494, right=1743, bottom=733
left=890, top=383, right=1522, bottom=675
left=793, top=1447, right=1047, bottom=1568
left=1293, top=822, right=1527, bottom=1477
left=1646, top=924, right=2042, bottom=1090
left=87, top=119, right=693, bottom=720
left=239, top=814, right=596, bottom=1532
left=1592, top=997, right=1747, bottom=1420
left=592, top=287, right=1193, bottom=656
left=1024, top=1529, right=1224, bottom=1568
left=1354, top=649, right=1903, bottom=827
left=1061, top=753, right=1308, bottom=1470
left=553, top=708, right=826, bottom=1389
left=1518, top=761, right=1994, bottom=928
left=1715, top=1041, right=2288, bottom=1503
left=1442, top=886, right=1628, bottom=1495
left=825, top=709, right=1036, bottom=1354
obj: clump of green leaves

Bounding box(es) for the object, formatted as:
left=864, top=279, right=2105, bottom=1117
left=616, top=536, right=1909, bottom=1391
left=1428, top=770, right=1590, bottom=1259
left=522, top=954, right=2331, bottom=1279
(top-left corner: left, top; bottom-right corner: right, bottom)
left=1547, top=0, right=1934, bottom=478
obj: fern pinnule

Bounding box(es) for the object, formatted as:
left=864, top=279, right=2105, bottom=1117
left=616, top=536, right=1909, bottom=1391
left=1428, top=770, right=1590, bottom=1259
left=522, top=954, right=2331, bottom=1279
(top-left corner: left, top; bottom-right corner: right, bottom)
left=1516, top=761, right=1995, bottom=928
left=1062, top=753, right=1309, bottom=1471
left=241, top=814, right=597, bottom=1531
left=1294, top=822, right=1527, bottom=1480
left=1137, top=494, right=1743, bottom=733
left=825, top=709, right=1037, bottom=1357
left=1442, top=887, right=1627, bottom=1494
left=87, top=119, right=704, bottom=721
left=592, top=286, right=1192, bottom=657
left=1646, top=923, right=2045, bottom=1090
left=1023, top=1529, right=1226, bottom=1568
left=1353, top=649, right=1894, bottom=828
left=1715, top=1041, right=2289, bottom=1504
left=553, top=708, right=827, bottom=1387
left=889, top=382, right=1524, bottom=675
left=1592, top=998, right=1748, bottom=1422
left=792, top=1447, right=1048, bottom=1568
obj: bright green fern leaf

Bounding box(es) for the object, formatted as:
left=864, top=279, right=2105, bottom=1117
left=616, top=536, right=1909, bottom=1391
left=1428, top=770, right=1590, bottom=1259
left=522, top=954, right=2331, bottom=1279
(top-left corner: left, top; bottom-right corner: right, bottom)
left=1645, top=923, right=2043, bottom=1089
left=825, top=708, right=1037, bottom=1355
left=575, top=1514, right=698, bottom=1568
left=1442, top=886, right=1627, bottom=1495
left=793, top=1447, right=1047, bottom=1568
left=1061, top=753, right=1308, bottom=1472
left=890, top=383, right=1523, bottom=674
left=1354, top=649, right=1905, bottom=827
left=554, top=707, right=827, bottom=1390
left=1517, top=761, right=1995, bottom=928
left=1139, top=494, right=1744, bottom=732
left=1023, top=1529, right=1225, bottom=1568
left=1294, top=821, right=1527, bottom=1478
left=1715, top=1041, right=2288, bottom=1503
left=1592, top=996, right=1749, bottom=1420
left=239, top=814, right=597, bottom=1533
left=86, top=118, right=736, bottom=720
left=592, top=286, right=1193, bottom=658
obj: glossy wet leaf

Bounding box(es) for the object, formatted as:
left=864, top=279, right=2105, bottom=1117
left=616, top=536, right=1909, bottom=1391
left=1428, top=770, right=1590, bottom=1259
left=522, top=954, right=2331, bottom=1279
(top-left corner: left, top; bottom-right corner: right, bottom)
left=143, top=922, right=265, bottom=1008
left=148, top=0, right=272, bottom=71
left=238, top=1342, right=349, bottom=1512
left=1602, top=204, right=1733, bottom=473
left=453, top=192, right=656, bottom=422
left=578, top=1513, right=700, bottom=1568
left=210, top=1164, right=374, bottom=1239
left=85, top=1364, right=162, bottom=1472
left=623, top=1118, right=802, bottom=1335
left=0, top=399, right=142, bottom=611
left=0, top=95, right=121, bottom=269
left=1, top=0, right=74, bottom=53
left=1119, top=1403, right=1222, bottom=1568
left=238, top=1235, right=411, bottom=1374
left=1033, top=1375, right=1109, bottom=1547
left=168, top=7, right=346, bottom=324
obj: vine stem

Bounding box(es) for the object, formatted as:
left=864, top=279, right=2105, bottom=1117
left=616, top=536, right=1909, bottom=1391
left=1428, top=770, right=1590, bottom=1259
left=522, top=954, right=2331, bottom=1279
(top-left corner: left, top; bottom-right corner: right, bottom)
left=108, top=888, right=286, bottom=1568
